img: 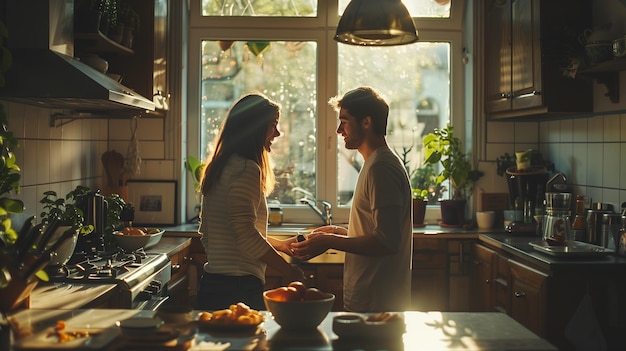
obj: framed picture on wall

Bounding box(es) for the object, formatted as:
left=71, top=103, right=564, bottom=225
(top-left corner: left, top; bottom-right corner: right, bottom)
left=127, top=180, right=177, bottom=226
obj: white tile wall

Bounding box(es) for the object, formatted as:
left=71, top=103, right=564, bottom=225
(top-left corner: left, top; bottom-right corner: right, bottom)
left=2, top=101, right=172, bottom=229
left=485, top=112, right=626, bottom=208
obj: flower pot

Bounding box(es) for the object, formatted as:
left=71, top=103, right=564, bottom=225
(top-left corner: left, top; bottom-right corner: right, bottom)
left=413, top=199, right=427, bottom=227
left=439, top=199, right=466, bottom=227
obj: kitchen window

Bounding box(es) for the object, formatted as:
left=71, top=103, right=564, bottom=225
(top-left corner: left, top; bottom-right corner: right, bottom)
left=187, top=0, right=466, bottom=224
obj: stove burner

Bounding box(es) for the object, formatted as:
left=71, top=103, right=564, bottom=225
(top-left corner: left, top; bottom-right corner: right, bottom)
left=49, top=249, right=162, bottom=283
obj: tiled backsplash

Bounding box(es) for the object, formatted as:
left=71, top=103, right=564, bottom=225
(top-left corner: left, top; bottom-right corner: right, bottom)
left=485, top=113, right=626, bottom=211
left=3, top=101, right=174, bottom=229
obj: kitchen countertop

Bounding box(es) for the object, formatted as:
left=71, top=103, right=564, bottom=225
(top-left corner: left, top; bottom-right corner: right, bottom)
left=479, top=233, right=626, bottom=271
left=7, top=309, right=557, bottom=350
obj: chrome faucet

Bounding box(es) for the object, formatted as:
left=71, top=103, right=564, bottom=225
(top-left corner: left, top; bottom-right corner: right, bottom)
left=300, top=198, right=333, bottom=226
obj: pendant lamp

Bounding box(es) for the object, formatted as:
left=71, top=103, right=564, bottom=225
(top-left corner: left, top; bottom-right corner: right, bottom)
left=334, top=0, right=418, bottom=46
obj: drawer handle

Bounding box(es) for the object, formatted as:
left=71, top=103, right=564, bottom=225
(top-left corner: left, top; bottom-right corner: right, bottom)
left=514, top=291, right=526, bottom=298
left=485, top=279, right=490, bottom=284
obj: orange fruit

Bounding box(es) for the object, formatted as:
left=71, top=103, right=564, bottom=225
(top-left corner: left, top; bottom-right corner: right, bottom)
left=303, top=287, right=327, bottom=301
left=266, top=287, right=290, bottom=302
left=288, top=281, right=306, bottom=296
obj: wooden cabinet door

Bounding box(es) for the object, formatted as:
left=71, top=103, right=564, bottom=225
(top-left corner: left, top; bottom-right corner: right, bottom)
left=484, top=0, right=511, bottom=113
left=411, top=238, right=448, bottom=311
left=448, top=239, right=474, bottom=311
left=109, top=0, right=169, bottom=111
left=509, top=259, right=548, bottom=337
left=470, top=244, right=496, bottom=312
left=316, top=265, right=344, bottom=311
left=510, top=0, right=542, bottom=110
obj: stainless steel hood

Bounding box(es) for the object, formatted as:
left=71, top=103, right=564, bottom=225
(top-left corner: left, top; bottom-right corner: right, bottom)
left=0, top=0, right=155, bottom=114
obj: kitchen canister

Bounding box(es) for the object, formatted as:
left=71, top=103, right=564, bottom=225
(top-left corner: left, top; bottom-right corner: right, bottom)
left=601, top=213, right=622, bottom=250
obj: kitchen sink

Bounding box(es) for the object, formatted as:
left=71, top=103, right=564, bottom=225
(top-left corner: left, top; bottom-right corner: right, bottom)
left=267, top=223, right=319, bottom=235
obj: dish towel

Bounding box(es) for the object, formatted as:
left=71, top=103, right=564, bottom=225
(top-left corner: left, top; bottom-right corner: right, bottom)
left=565, top=293, right=606, bottom=351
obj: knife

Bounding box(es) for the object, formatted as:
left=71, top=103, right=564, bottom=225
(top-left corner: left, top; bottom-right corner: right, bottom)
left=16, top=222, right=45, bottom=262
left=22, top=226, right=77, bottom=282
left=35, top=216, right=62, bottom=253
left=11, top=215, right=36, bottom=257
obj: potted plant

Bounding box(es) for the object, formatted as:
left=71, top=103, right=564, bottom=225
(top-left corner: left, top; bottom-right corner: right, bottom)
left=397, top=146, right=442, bottom=227
left=117, top=0, right=140, bottom=48
left=423, top=124, right=483, bottom=227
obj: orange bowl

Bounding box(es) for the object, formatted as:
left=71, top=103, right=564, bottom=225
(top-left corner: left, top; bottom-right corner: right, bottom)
left=263, top=289, right=334, bottom=330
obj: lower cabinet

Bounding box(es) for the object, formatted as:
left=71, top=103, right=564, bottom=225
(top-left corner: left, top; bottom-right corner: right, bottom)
left=472, top=242, right=626, bottom=350
left=470, top=243, right=496, bottom=312
left=471, top=243, right=548, bottom=337
left=411, top=237, right=475, bottom=311
left=508, top=260, right=548, bottom=337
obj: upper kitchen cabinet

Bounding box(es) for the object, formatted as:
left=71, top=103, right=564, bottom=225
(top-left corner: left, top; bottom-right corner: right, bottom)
left=484, top=0, right=592, bottom=120
left=110, top=0, right=169, bottom=113
left=76, top=0, right=170, bottom=114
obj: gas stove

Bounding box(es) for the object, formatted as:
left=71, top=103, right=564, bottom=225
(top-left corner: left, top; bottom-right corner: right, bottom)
left=47, top=249, right=171, bottom=310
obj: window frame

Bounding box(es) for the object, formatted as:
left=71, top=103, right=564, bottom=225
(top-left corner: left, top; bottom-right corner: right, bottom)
left=186, top=0, right=466, bottom=225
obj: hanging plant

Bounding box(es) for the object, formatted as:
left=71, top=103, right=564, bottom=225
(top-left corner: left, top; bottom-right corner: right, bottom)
left=218, top=40, right=234, bottom=51
left=247, top=41, right=270, bottom=57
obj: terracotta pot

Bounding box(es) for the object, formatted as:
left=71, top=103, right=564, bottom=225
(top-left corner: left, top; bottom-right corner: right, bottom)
left=413, top=199, right=427, bottom=227
left=439, top=199, right=466, bottom=227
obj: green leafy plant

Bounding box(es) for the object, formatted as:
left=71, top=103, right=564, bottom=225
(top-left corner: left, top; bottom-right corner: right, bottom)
left=0, top=19, right=23, bottom=247
left=184, top=155, right=205, bottom=191
left=396, top=145, right=442, bottom=202
left=39, top=186, right=94, bottom=236
left=423, top=124, right=483, bottom=201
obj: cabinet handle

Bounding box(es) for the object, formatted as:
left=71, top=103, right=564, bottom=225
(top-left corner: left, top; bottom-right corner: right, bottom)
left=499, top=92, right=511, bottom=99
left=514, top=291, right=526, bottom=298
left=172, top=263, right=181, bottom=274
left=515, top=90, right=542, bottom=98
left=485, top=279, right=490, bottom=284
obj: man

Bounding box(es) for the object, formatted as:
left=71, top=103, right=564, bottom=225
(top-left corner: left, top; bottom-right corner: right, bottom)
left=291, top=86, right=412, bottom=312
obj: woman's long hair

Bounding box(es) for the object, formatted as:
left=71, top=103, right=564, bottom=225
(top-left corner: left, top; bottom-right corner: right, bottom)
left=200, top=93, right=279, bottom=195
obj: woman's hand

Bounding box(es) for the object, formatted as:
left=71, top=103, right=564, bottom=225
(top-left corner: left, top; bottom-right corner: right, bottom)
left=289, top=232, right=330, bottom=261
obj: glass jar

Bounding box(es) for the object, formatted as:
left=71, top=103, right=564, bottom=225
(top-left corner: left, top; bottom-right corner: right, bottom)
left=268, top=207, right=283, bottom=226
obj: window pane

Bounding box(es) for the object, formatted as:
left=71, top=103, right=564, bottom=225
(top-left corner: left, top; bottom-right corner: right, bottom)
left=338, top=0, right=451, bottom=18
left=200, top=41, right=318, bottom=205
left=202, top=0, right=317, bottom=17
left=336, top=42, right=450, bottom=206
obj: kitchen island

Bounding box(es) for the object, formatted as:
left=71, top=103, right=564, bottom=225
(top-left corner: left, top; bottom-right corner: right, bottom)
left=7, top=308, right=557, bottom=350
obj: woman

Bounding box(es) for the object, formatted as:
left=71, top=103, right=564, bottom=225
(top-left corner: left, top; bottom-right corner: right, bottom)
left=197, top=93, right=304, bottom=311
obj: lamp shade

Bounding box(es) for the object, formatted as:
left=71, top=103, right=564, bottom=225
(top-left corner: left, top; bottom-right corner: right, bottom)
left=334, top=0, right=418, bottom=46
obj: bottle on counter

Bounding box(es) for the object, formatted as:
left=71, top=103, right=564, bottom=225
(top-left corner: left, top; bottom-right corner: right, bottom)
left=268, top=206, right=283, bottom=226
left=571, top=195, right=586, bottom=242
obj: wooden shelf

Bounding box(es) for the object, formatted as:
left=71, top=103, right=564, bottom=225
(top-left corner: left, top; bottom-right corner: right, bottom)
left=75, top=31, right=134, bottom=55
left=579, top=58, right=626, bottom=103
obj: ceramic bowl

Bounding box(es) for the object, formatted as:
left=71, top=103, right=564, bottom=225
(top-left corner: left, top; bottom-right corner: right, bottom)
left=263, top=290, right=334, bottom=330
left=113, top=229, right=164, bottom=252
left=116, top=317, right=164, bottom=337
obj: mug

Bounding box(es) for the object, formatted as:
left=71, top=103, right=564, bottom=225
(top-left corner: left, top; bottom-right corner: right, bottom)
left=476, top=211, right=495, bottom=230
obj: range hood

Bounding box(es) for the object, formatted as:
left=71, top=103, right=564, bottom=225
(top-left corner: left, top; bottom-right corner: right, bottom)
left=0, top=0, right=155, bottom=114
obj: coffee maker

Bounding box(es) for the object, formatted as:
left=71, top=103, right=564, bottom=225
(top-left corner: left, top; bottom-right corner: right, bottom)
left=72, top=190, right=108, bottom=260
left=541, top=173, right=572, bottom=243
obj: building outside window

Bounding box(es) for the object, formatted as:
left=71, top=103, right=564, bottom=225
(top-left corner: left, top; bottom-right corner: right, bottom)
left=187, top=0, right=465, bottom=224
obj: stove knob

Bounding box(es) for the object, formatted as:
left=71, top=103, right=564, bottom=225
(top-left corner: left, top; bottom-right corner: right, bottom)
left=137, top=290, right=152, bottom=301
left=144, top=285, right=159, bottom=295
